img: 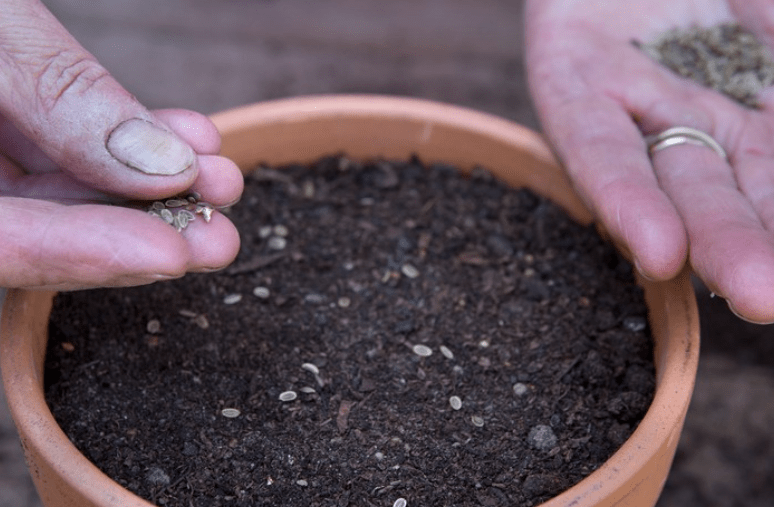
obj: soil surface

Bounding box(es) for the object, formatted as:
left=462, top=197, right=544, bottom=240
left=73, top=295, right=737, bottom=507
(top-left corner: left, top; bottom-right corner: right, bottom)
left=45, top=157, right=655, bottom=507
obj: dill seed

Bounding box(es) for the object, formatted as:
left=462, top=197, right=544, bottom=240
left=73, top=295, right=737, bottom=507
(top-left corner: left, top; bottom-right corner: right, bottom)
left=273, top=224, right=289, bottom=237
left=268, top=236, right=287, bottom=250
left=393, top=498, right=407, bottom=507
left=337, top=297, right=351, bottom=308
left=164, top=199, right=188, bottom=208
left=279, top=391, right=298, bottom=402
left=449, top=396, right=462, bottom=410
left=253, top=286, right=271, bottom=299
left=412, top=344, right=433, bottom=357
left=178, top=309, right=197, bottom=318
left=439, top=345, right=454, bottom=360
left=258, top=225, right=273, bottom=238
left=400, top=264, right=420, bottom=279
left=221, top=408, right=241, bottom=418
left=223, top=294, right=242, bottom=305
left=146, top=319, right=161, bottom=334
left=471, top=415, right=485, bottom=427
left=300, top=387, right=316, bottom=394
left=296, top=479, right=308, bottom=487
left=160, top=209, right=174, bottom=224
left=194, top=314, right=209, bottom=329
left=301, top=363, right=320, bottom=375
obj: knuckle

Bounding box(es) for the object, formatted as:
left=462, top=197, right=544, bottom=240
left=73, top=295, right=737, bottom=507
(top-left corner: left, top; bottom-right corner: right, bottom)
left=34, top=48, right=111, bottom=113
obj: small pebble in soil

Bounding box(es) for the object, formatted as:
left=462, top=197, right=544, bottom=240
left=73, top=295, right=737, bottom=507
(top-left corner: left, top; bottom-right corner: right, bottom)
left=411, top=344, right=433, bottom=357
left=513, top=382, right=529, bottom=396
left=279, top=390, right=298, bottom=402
left=528, top=425, right=558, bottom=451
left=145, top=467, right=170, bottom=487
left=221, top=408, right=241, bottom=418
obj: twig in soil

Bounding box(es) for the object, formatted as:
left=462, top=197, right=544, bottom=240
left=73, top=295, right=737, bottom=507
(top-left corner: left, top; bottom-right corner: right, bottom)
left=225, top=252, right=285, bottom=275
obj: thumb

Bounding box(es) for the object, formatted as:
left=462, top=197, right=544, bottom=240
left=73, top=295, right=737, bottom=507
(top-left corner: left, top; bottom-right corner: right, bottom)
left=0, top=0, right=196, bottom=199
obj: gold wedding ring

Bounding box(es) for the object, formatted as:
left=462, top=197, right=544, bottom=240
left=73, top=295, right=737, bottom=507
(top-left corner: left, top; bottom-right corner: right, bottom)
left=645, top=126, right=728, bottom=162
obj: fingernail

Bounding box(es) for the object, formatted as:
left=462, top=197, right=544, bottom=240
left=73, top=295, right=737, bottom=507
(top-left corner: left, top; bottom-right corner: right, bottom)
left=107, top=119, right=194, bottom=175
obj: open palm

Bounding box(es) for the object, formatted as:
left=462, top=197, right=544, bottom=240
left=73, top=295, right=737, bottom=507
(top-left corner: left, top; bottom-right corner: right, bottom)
left=526, top=0, right=774, bottom=323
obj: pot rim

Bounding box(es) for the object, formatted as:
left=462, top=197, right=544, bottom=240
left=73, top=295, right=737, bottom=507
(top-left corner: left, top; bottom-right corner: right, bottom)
left=1, top=94, right=699, bottom=507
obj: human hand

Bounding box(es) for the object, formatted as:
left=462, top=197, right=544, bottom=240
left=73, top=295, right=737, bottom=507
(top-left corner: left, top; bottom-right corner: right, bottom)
left=525, top=0, right=774, bottom=323
left=0, top=0, right=243, bottom=290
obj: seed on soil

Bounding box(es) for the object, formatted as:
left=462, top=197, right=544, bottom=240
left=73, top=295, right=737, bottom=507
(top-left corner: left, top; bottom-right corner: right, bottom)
left=337, top=297, right=351, bottom=308
left=61, top=342, right=75, bottom=352
left=471, top=415, right=485, bottom=427
left=449, top=396, right=462, bottom=410
left=178, top=309, right=197, bottom=318
left=296, top=479, right=309, bottom=487
left=623, top=316, right=647, bottom=332
left=273, top=224, right=289, bottom=237
left=146, top=319, right=161, bottom=334
left=258, top=225, right=273, bottom=238
left=299, top=386, right=316, bottom=394
left=393, top=498, right=407, bottom=507
left=193, top=314, right=209, bottom=329
left=253, top=286, right=271, bottom=299
left=279, top=390, right=298, bottom=402
left=221, top=408, right=241, bottom=418
left=223, top=294, right=242, bottom=305
left=513, top=382, right=529, bottom=396
left=164, top=199, right=188, bottom=208
left=268, top=236, right=287, bottom=250
left=400, top=264, right=420, bottom=278
left=301, top=363, right=320, bottom=375
left=439, top=345, right=454, bottom=359
left=412, top=344, right=433, bottom=357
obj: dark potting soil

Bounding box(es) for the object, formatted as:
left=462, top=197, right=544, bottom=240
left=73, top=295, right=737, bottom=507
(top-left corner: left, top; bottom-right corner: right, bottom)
left=45, top=156, right=655, bottom=507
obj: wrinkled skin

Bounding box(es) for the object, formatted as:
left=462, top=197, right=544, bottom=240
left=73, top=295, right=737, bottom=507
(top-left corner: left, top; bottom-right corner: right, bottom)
left=0, top=0, right=243, bottom=290
left=526, top=0, right=774, bottom=323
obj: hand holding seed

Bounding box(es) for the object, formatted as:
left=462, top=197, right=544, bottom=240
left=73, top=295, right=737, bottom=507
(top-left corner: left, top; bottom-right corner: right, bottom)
left=0, top=0, right=242, bottom=289
left=526, top=0, right=774, bottom=323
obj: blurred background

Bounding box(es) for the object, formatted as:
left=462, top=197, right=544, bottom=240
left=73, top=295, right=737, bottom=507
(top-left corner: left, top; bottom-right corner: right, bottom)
left=2, top=1, right=773, bottom=506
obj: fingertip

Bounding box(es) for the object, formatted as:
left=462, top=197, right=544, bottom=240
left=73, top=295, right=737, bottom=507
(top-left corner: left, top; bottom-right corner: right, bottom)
left=190, top=155, right=244, bottom=207
left=153, top=109, right=222, bottom=155
left=183, top=212, right=241, bottom=272
left=719, top=261, right=774, bottom=325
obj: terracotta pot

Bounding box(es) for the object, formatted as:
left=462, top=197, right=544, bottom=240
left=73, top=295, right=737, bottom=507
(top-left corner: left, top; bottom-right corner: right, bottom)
left=1, top=95, right=699, bottom=507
